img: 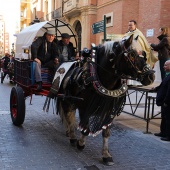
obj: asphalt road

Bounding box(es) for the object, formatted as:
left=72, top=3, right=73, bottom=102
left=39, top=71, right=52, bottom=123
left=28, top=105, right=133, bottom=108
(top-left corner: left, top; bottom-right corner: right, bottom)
left=0, top=78, right=170, bottom=170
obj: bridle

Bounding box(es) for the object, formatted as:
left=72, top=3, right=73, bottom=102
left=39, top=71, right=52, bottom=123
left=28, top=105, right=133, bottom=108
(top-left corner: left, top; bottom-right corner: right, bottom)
left=114, top=41, right=155, bottom=81
left=82, top=41, right=155, bottom=98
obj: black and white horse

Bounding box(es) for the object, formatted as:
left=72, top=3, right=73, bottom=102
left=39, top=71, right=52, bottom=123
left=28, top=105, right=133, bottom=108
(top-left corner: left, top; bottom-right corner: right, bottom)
left=49, top=35, right=155, bottom=165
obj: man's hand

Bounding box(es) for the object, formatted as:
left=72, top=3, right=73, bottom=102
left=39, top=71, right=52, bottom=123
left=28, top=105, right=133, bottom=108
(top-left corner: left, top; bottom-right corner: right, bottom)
left=34, top=58, right=41, bottom=64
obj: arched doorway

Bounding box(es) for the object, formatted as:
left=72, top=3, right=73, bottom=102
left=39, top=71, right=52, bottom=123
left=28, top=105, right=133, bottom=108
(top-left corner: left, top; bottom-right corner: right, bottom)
left=75, top=21, right=82, bottom=51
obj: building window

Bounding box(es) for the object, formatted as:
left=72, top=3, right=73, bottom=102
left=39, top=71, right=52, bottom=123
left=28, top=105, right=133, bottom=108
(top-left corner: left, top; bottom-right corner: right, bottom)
left=75, top=21, right=82, bottom=52
left=106, top=16, right=111, bottom=24
left=104, top=12, right=113, bottom=27
left=34, top=8, right=37, bottom=18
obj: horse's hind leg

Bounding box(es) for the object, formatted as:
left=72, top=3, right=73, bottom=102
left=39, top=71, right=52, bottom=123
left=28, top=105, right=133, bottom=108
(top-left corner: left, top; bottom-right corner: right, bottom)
left=58, top=103, right=77, bottom=146
left=102, top=127, right=114, bottom=166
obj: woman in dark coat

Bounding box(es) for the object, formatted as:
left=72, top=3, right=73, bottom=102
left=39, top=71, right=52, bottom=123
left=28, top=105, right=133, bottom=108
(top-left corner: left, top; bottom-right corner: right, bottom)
left=151, top=27, right=170, bottom=80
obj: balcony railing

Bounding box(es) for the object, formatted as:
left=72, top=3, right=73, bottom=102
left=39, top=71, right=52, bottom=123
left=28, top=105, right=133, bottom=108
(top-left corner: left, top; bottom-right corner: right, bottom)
left=53, top=8, right=62, bottom=19
left=39, top=7, right=62, bottom=22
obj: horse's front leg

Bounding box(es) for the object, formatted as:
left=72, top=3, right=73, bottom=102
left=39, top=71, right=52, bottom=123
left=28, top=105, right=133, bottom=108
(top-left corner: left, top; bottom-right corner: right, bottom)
left=102, top=127, right=114, bottom=166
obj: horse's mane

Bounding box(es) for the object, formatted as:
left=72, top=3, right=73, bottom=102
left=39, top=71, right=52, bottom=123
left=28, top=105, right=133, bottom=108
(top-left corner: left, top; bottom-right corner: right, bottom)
left=103, top=41, right=115, bottom=56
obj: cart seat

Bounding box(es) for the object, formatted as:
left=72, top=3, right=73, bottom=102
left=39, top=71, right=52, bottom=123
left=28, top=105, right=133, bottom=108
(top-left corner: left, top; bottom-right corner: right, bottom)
left=14, top=59, right=54, bottom=87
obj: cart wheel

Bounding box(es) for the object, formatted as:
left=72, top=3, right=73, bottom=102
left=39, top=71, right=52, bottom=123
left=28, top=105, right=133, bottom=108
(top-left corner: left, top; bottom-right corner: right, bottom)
left=10, top=86, right=25, bottom=126
left=1, top=72, right=4, bottom=83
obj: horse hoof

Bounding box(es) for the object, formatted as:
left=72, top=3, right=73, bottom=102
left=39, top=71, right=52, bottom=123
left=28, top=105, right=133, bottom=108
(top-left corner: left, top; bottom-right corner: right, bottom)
left=70, top=139, right=77, bottom=147
left=103, top=157, right=114, bottom=166
left=77, top=140, right=85, bottom=150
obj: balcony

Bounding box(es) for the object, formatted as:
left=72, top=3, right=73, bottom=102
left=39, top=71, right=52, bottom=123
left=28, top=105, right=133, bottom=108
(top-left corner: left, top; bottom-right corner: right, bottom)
left=63, top=0, right=81, bottom=17
left=39, top=8, right=62, bottom=22
left=53, top=8, right=62, bottom=19
left=20, top=11, right=30, bottom=22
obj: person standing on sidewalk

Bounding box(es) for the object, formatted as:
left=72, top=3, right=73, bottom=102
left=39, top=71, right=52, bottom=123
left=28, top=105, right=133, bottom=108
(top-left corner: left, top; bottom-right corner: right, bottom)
left=154, top=60, right=170, bottom=141
left=123, top=20, right=158, bottom=86
left=123, top=20, right=158, bottom=68
left=151, top=27, right=170, bottom=80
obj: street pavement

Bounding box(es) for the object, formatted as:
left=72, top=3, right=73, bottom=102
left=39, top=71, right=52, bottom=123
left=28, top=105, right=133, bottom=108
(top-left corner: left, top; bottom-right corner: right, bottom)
left=0, top=78, right=170, bottom=170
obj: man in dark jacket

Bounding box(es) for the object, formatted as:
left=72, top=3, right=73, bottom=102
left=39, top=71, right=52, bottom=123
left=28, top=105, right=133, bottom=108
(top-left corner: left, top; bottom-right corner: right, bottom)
left=154, top=60, right=170, bottom=141
left=57, top=33, right=76, bottom=63
left=44, top=33, right=77, bottom=101
left=31, top=30, right=59, bottom=91
left=1, top=53, right=10, bottom=83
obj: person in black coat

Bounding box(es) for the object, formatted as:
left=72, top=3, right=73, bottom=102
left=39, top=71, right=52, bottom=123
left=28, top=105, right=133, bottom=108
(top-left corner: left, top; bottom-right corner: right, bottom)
left=153, top=60, right=170, bottom=141
left=31, top=30, right=59, bottom=91
left=1, top=53, right=10, bottom=83
left=151, top=27, right=170, bottom=80
left=57, top=33, right=76, bottom=63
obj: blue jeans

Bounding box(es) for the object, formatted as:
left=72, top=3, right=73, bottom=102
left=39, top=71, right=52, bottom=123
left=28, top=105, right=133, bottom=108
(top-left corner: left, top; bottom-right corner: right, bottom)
left=34, top=62, right=42, bottom=82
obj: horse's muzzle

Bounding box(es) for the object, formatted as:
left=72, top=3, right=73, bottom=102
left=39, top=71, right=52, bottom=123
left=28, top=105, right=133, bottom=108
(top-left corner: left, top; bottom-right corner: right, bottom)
left=140, top=70, right=155, bottom=86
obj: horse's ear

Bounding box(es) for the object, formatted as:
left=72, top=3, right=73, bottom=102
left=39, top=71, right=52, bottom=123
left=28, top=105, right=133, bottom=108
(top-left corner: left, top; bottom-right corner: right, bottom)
left=142, top=51, right=147, bottom=61
left=134, top=35, right=139, bottom=40
left=124, top=34, right=133, bottom=49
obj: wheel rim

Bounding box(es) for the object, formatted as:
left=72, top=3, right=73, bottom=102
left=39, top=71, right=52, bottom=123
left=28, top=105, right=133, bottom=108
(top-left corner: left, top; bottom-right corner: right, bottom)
left=11, top=95, right=17, bottom=118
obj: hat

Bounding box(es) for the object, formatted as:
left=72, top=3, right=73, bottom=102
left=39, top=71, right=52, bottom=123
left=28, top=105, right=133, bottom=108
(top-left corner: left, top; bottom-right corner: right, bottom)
left=61, top=33, right=70, bottom=38
left=46, top=30, right=56, bottom=35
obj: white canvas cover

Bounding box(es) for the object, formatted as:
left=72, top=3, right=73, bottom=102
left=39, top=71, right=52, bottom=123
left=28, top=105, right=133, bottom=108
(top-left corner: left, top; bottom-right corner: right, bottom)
left=15, top=19, right=77, bottom=59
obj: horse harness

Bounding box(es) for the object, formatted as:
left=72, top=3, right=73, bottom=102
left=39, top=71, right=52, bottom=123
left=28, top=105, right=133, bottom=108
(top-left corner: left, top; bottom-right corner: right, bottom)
left=116, top=40, right=155, bottom=81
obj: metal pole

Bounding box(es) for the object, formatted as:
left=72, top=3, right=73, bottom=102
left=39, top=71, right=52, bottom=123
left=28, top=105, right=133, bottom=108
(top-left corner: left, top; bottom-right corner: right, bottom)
left=104, top=15, right=106, bottom=42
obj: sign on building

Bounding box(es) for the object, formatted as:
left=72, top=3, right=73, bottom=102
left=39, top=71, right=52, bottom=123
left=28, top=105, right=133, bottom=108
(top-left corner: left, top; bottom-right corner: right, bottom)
left=92, top=20, right=104, bottom=34
left=146, top=29, right=154, bottom=37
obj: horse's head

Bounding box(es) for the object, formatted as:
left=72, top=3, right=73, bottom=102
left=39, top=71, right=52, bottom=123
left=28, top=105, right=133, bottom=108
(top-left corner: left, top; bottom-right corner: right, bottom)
left=107, top=35, right=155, bottom=86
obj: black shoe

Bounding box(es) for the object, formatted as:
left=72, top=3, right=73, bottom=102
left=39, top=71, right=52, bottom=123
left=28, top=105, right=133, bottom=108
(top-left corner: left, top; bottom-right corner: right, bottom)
left=161, top=137, right=170, bottom=141
left=1, top=77, right=4, bottom=83
left=154, top=132, right=166, bottom=137
left=37, top=81, right=42, bottom=91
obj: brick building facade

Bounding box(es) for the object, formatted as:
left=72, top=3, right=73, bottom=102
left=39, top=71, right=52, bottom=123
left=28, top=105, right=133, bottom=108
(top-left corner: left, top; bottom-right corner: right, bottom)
left=32, top=0, right=170, bottom=50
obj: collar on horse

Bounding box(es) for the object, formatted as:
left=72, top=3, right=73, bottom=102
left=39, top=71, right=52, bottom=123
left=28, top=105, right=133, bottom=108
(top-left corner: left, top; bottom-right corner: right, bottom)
left=84, top=46, right=128, bottom=98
